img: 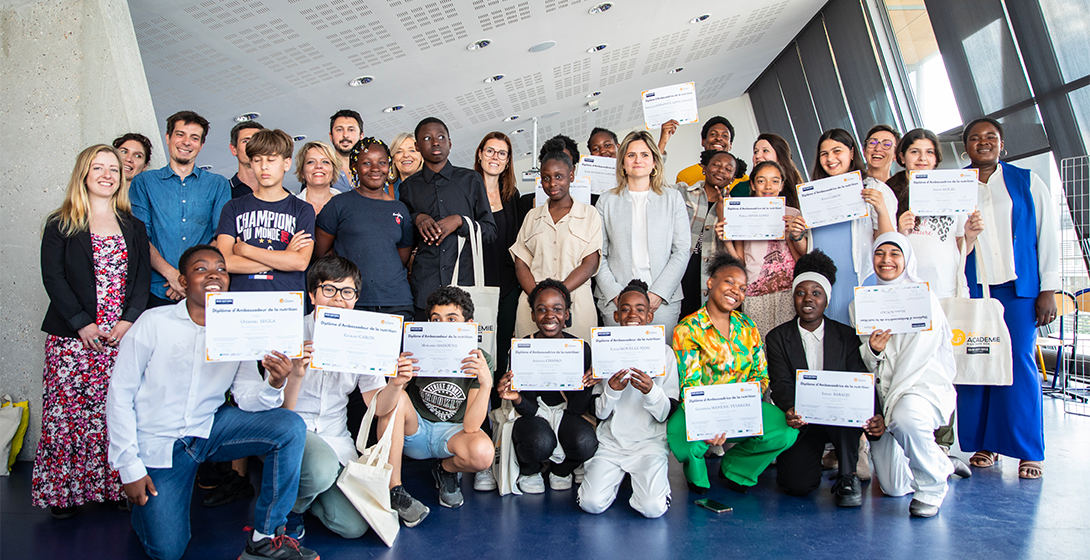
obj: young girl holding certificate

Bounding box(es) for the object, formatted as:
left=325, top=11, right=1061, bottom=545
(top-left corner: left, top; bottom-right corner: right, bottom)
left=497, top=280, right=598, bottom=493
left=677, top=150, right=740, bottom=319
left=716, top=161, right=809, bottom=335
left=852, top=232, right=957, bottom=518
left=669, top=254, right=798, bottom=495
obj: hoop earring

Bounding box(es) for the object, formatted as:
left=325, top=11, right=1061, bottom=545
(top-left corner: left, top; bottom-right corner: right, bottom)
left=959, top=151, right=969, bottom=162
left=650, top=168, right=658, bottom=177
left=621, top=169, right=628, bottom=177
left=1000, top=148, right=1008, bottom=158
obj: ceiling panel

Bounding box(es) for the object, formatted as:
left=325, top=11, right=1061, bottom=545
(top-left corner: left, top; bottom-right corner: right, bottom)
left=128, top=0, right=826, bottom=179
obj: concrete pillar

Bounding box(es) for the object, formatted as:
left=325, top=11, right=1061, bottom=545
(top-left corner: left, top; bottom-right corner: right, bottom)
left=0, top=0, right=163, bottom=461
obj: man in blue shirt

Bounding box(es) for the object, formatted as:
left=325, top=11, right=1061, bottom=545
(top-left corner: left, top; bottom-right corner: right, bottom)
left=130, top=110, right=231, bottom=308
left=328, top=109, right=362, bottom=193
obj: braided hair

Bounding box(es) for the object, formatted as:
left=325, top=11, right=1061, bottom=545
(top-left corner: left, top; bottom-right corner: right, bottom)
left=349, top=136, right=392, bottom=187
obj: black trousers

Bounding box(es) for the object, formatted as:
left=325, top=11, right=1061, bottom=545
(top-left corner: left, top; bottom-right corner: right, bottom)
left=511, top=414, right=597, bottom=477
left=776, top=424, right=863, bottom=496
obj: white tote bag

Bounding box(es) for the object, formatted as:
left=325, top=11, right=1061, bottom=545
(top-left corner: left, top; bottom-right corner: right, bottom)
left=939, top=242, right=1014, bottom=385
left=336, top=394, right=401, bottom=546
left=489, top=400, right=522, bottom=496
left=449, top=216, right=500, bottom=358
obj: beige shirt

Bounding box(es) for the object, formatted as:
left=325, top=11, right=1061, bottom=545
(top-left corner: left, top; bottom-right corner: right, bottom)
left=510, top=201, right=603, bottom=340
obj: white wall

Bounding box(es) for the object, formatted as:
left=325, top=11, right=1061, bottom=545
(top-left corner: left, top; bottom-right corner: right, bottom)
left=0, top=0, right=163, bottom=461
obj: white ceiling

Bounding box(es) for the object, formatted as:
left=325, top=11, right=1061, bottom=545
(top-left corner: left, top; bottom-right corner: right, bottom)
left=128, top=0, right=825, bottom=183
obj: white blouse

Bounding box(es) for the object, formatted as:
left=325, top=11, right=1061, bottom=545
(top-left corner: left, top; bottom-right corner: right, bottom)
left=973, top=166, right=1060, bottom=291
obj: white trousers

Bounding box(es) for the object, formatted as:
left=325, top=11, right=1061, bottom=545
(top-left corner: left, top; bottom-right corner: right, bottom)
left=871, top=394, right=953, bottom=506
left=577, top=449, right=671, bottom=519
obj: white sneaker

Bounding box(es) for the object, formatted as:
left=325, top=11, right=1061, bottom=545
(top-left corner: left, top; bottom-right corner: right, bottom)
left=706, top=444, right=725, bottom=457
left=473, top=468, right=497, bottom=492
left=573, top=465, right=585, bottom=484
left=857, top=438, right=872, bottom=481
left=549, top=472, right=573, bottom=491
left=517, top=472, right=545, bottom=494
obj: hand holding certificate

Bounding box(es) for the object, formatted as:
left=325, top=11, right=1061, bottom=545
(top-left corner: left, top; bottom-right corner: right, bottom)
left=720, top=197, right=786, bottom=240
left=535, top=176, right=591, bottom=206
left=510, top=338, right=585, bottom=390
left=797, top=171, right=868, bottom=228
left=642, top=82, right=699, bottom=130
left=576, top=155, right=617, bottom=195
left=590, top=325, right=666, bottom=378
left=794, top=370, right=875, bottom=427
left=854, top=283, right=932, bottom=334
left=684, top=382, right=764, bottom=441
left=909, top=169, right=979, bottom=216
left=205, top=291, right=304, bottom=362
left=310, top=307, right=403, bottom=376
left=402, top=322, right=479, bottom=377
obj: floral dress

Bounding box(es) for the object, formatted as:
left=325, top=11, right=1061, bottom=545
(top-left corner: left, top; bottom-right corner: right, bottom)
left=32, top=234, right=127, bottom=507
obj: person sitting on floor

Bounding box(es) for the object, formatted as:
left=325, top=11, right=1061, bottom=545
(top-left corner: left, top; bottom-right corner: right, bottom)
left=577, top=279, right=679, bottom=518
left=106, top=244, right=317, bottom=560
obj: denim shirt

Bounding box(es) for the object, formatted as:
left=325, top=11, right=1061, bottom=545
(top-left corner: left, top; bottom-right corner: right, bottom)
left=129, top=165, right=230, bottom=299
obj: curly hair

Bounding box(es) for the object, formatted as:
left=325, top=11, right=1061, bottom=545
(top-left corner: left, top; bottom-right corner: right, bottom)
left=706, top=252, right=747, bottom=281
left=792, top=249, right=837, bottom=286
left=426, top=286, right=475, bottom=321
left=618, top=279, right=650, bottom=301
left=539, top=134, right=580, bottom=165
left=699, top=150, right=747, bottom=181
left=528, top=278, right=572, bottom=312
left=349, top=137, right=391, bottom=187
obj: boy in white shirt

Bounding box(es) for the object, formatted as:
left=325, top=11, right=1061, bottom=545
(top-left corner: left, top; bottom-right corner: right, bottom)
left=578, top=279, right=680, bottom=518
left=106, top=244, right=317, bottom=560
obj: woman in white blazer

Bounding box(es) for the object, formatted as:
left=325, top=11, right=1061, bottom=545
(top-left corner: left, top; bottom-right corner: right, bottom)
left=594, top=130, right=691, bottom=338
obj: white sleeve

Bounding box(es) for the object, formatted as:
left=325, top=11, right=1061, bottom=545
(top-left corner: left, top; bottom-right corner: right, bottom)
left=1031, top=172, right=1061, bottom=291
left=231, top=361, right=285, bottom=412
left=107, top=322, right=152, bottom=484
left=596, top=383, right=621, bottom=420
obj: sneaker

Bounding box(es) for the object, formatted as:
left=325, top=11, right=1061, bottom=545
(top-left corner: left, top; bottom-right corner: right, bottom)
left=284, top=511, right=305, bottom=542
left=203, top=470, right=255, bottom=508
left=390, top=485, right=430, bottom=527
left=50, top=506, right=76, bottom=520
left=431, top=460, right=464, bottom=508
left=821, top=449, right=839, bottom=471
left=832, top=474, right=862, bottom=507
left=196, top=461, right=230, bottom=489
left=949, top=455, right=973, bottom=479
left=239, top=526, right=318, bottom=560
left=517, top=472, right=545, bottom=494
left=705, top=444, right=725, bottom=458
left=573, top=465, right=585, bottom=484
left=473, top=468, right=498, bottom=492
left=857, top=438, right=872, bottom=481
left=549, top=472, right=573, bottom=491
left=909, top=498, right=940, bottom=518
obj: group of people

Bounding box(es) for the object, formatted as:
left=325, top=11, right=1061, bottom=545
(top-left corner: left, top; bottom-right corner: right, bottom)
left=33, top=105, right=1058, bottom=560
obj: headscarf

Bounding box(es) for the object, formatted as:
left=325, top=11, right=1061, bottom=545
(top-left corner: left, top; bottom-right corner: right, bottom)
left=872, top=231, right=923, bottom=285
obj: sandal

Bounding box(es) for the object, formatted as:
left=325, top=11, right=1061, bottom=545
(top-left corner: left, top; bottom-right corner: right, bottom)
left=1018, top=460, right=1043, bottom=479
left=969, top=451, right=999, bottom=468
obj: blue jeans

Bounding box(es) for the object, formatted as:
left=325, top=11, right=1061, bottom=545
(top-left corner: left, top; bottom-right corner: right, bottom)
left=131, top=406, right=306, bottom=560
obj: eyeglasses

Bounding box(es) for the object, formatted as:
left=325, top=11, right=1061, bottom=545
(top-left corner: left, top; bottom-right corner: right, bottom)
left=867, top=139, right=895, bottom=150
left=318, top=284, right=358, bottom=300
left=483, top=147, right=509, bottom=160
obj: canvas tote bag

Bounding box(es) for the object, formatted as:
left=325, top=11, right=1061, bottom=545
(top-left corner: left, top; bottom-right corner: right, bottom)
left=939, top=242, right=1014, bottom=385
left=336, top=394, right=401, bottom=546
left=489, top=400, right=522, bottom=496
left=449, top=216, right=500, bottom=358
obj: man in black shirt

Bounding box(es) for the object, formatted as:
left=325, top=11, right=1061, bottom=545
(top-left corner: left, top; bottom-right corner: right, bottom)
left=228, top=121, right=265, bottom=199
left=400, top=117, right=497, bottom=319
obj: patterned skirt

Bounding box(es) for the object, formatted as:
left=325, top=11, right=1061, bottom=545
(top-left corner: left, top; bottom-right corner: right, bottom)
left=742, top=290, right=796, bottom=338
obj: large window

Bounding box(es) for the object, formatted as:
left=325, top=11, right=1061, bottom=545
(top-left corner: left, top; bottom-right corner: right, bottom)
left=882, top=0, right=961, bottom=132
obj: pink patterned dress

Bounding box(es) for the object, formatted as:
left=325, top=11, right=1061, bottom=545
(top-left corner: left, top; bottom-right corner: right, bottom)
left=32, top=233, right=127, bottom=507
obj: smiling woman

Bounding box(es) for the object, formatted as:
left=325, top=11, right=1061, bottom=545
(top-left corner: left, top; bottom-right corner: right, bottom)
left=293, top=141, right=341, bottom=217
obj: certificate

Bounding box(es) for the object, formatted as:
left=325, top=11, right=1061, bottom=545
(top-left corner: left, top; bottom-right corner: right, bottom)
left=590, top=325, right=667, bottom=378
left=684, top=382, right=764, bottom=441
left=205, top=291, right=304, bottom=362
left=854, top=283, right=932, bottom=334
left=534, top=176, right=591, bottom=207
left=310, top=307, right=404, bottom=376
left=641, top=82, right=700, bottom=130
left=576, top=155, right=617, bottom=195
left=909, top=168, right=979, bottom=216
left=720, top=197, right=786, bottom=240
left=510, top=338, right=585, bottom=391
left=797, top=171, right=868, bottom=228
left=794, top=370, right=875, bottom=428
left=402, top=322, right=479, bottom=377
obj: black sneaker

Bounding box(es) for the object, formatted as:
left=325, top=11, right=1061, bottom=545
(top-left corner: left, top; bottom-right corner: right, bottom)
left=203, top=470, right=255, bottom=508
left=197, top=461, right=231, bottom=489
left=832, top=474, right=862, bottom=507
left=431, top=460, right=464, bottom=508
left=50, top=506, right=76, bottom=520
left=239, top=527, right=319, bottom=560
left=390, top=485, right=430, bottom=527
left=284, top=511, right=306, bottom=541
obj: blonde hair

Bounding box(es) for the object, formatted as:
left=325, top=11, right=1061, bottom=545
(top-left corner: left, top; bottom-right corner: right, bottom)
left=48, top=144, right=131, bottom=236
left=294, top=141, right=342, bottom=186
left=613, top=130, right=666, bottom=195
left=389, top=132, right=423, bottom=182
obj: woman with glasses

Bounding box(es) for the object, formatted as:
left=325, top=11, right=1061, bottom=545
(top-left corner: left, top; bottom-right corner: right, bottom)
left=862, top=125, right=901, bottom=184
left=313, top=137, right=415, bottom=320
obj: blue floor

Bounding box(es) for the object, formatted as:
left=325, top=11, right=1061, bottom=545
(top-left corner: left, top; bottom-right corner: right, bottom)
left=2, top=398, right=1087, bottom=560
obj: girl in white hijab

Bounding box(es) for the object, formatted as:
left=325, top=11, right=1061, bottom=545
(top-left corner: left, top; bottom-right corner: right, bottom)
left=851, top=232, right=957, bottom=518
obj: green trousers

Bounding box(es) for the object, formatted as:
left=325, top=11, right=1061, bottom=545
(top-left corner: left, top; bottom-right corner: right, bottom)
left=667, top=401, right=798, bottom=489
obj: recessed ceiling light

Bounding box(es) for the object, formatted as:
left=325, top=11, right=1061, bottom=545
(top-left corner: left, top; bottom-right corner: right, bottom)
left=586, top=91, right=602, bottom=98
left=292, top=135, right=307, bottom=142
left=529, top=40, right=556, bottom=53
left=503, top=115, right=520, bottom=122
left=540, top=111, right=561, bottom=119
left=484, top=74, right=505, bottom=83
left=234, top=112, right=260, bottom=122
left=585, top=108, right=600, bottom=113
left=383, top=105, right=404, bottom=113
left=523, top=152, right=531, bottom=157
left=198, top=165, right=213, bottom=170
left=589, top=2, right=612, bottom=15
left=587, top=43, right=608, bottom=53
left=467, top=39, right=491, bottom=50
left=690, top=14, right=711, bottom=23
left=668, top=67, right=684, bottom=74
left=349, top=76, right=374, bottom=87
left=512, top=128, right=525, bottom=135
